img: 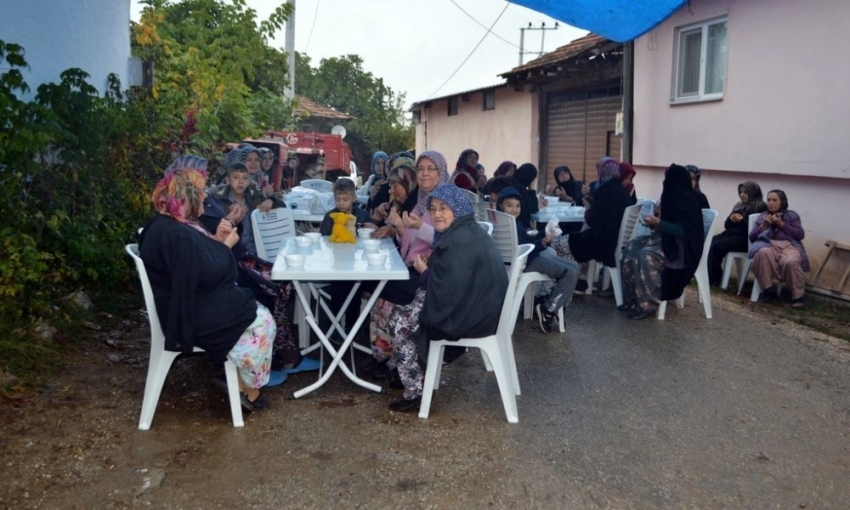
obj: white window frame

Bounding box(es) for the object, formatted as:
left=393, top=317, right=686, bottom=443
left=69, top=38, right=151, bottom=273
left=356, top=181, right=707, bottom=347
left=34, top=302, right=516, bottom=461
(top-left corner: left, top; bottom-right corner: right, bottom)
left=671, top=16, right=728, bottom=104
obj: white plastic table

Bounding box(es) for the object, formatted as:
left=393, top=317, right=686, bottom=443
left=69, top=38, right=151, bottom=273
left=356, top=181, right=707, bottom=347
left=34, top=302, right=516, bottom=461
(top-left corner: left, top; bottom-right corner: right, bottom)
left=271, top=236, right=408, bottom=398
left=531, top=205, right=586, bottom=225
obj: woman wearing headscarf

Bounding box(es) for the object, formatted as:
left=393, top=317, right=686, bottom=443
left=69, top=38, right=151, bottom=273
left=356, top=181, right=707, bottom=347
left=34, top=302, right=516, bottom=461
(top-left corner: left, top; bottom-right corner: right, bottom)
left=551, top=158, right=631, bottom=269
left=618, top=163, right=705, bottom=320
left=258, top=147, right=275, bottom=185
left=238, top=145, right=274, bottom=197
left=619, top=162, right=637, bottom=205
left=513, top=163, right=541, bottom=226
left=451, top=148, right=487, bottom=192
left=368, top=151, right=409, bottom=221
left=370, top=153, right=416, bottom=226
left=707, top=181, right=767, bottom=286
left=385, top=183, right=508, bottom=411
left=362, top=151, right=449, bottom=381
left=686, top=164, right=711, bottom=209
left=139, top=156, right=274, bottom=411
left=481, top=160, right=516, bottom=198
left=546, top=165, right=582, bottom=204
left=748, top=190, right=809, bottom=308
left=358, top=150, right=388, bottom=200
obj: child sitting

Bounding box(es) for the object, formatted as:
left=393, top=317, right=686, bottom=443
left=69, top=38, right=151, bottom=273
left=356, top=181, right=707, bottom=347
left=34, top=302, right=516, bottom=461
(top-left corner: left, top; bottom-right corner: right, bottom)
left=497, top=187, right=579, bottom=334
left=320, top=179, right=378, bottom=338
left=213, top=162, right=285, bottom=259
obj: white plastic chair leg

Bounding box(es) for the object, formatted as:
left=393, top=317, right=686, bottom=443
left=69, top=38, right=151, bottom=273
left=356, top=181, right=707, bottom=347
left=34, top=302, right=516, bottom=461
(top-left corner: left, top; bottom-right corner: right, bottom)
left=609, top=268, right=624, bottom=307
left=419, top=344, right=444, bottom=418
left=751, top=278, right=762, bottom=302
left=737, top=259, right=753, bottom=295
left=223, top=360, right=244, bottom=427
left=656, top=301, right=667, bottom=320
left=586, top=260, right=598, bottom=295
left=695, top=268, right=712, bottom=318
left=522, top=281, right=539, bottom=320
left=138, top=350, right=180, bottom=430
left=478, top=340, right=519, bottom=423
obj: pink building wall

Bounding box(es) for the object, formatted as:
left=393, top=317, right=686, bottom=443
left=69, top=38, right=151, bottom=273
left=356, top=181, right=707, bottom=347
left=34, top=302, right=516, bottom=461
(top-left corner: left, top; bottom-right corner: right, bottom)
left=632, top=0, right=850, bottom=271
left=414, top=86, right=538, bottom=176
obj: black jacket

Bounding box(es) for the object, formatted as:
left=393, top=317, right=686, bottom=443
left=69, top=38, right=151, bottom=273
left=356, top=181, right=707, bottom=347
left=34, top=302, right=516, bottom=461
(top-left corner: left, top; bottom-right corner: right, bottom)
left=139, top=215, right=256, bottom=364
left=568, top=178, right=631, bottom=266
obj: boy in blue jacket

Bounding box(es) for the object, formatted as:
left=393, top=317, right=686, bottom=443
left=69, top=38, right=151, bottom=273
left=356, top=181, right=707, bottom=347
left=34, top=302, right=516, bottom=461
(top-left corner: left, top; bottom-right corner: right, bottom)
left=497, top=187, right=579, bottom=333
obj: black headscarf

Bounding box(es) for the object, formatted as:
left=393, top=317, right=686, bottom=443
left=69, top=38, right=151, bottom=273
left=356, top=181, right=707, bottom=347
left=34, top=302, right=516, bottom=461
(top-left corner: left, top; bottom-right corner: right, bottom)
left=734, top=181, right=766, bottom=215
left=660, top=164, right=705, bottom=279
left=514, top=163, right=537, bottom=188
left=767, top=189, right=789, bottom=213
left=554, top=165, right=582, bottom=201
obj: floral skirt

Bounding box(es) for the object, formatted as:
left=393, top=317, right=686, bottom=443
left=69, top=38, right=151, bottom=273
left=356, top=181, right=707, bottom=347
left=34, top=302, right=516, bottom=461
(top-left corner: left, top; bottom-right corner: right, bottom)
left=387, top=289, right=427, bottom=400
left=368, top=298, right=403, bottom=368
left=238, top=257, right=301, bottom=370
left=227, top=304, right=275, bottom=389
left=620, top=234, right=665, bottom=312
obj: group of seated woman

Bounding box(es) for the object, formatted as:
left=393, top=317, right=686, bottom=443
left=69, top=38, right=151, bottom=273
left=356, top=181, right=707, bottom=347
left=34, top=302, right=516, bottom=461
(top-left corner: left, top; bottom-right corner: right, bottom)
left=140, top=148, right=811, bottom=418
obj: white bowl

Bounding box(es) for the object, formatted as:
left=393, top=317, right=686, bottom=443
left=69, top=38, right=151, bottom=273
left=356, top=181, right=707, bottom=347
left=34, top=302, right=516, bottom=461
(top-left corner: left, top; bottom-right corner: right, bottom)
left=295, top=236, right=313, bottom=248
left=361, top=239, right=381, bottom=251
left=284, top=254, right=305, bottom=267
left=303, top=232, right=321, bottom=244
left=357, top=228, right=375, bottom=239
left=366, top=253, right=387, bottom=266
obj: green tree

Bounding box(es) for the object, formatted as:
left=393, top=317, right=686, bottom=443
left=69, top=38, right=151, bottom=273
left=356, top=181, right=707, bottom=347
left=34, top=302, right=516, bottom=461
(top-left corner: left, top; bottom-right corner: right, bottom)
left=132, top=0, right=296, bottom=155
left=295, top=53, right=414, bottom=168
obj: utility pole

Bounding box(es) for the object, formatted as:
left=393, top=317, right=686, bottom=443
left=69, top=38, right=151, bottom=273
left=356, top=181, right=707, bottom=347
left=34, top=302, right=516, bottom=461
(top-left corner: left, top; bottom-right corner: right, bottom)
left=519, top=22, right=559, bottom=66
left=284, top=0, right=296, bottom=99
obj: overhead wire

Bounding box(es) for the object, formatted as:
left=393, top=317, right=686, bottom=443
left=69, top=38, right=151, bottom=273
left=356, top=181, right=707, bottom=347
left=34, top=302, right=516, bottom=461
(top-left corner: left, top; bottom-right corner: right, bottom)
left=427, top=2, right=511, bottom=99
left=303, top=0, right=320, bottom=53
left=449, top=0, right=521, bottom=50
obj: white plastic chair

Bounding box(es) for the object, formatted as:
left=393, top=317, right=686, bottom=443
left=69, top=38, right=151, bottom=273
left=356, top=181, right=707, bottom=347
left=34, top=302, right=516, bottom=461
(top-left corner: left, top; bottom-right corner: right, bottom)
left=719, top=214, right=757, bottom=291
left=251, top=207, right=298, bottom=261
left=586, top=203, right=642, bottom=306
left=300, top=179, right=333, bottom=192
left=126, top=244, right=244, bottom=430
left=474, top=201, right=492, bottom=221
left=460, top=188, right=479, bottom=204
left=477, top=221, right=494, bottom=236
left=656, top=209, right=720, bottom=320
left=419, top=244, right=533, bottom=424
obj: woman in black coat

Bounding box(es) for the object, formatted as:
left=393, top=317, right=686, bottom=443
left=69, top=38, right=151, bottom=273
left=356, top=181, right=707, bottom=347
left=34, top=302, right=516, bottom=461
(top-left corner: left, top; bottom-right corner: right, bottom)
left=707, top=181, right=767, bottom=286
left=384, top=184, right=508, bottom=411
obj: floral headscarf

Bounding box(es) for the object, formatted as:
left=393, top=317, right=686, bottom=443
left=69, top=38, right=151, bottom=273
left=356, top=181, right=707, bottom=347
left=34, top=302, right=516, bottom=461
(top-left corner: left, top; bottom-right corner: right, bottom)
left=415, top=150, right=450, bottom=213
left=427, top=183, right=474, bottom=246
left=152, top=155, right=209, bottom=224
left=596, top=157, right=621, bottom=183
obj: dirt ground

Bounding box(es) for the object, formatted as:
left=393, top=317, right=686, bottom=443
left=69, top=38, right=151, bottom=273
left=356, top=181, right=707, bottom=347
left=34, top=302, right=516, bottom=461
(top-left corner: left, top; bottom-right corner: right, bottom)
left=1, top=288, right=848, bottom=509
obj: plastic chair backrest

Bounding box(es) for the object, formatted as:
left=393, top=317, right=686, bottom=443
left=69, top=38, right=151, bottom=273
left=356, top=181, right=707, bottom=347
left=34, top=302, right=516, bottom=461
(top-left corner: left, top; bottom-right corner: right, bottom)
left=477, top=221, right=494, bottom=236
left=485, top=208, right=518, bottom=265
left=474, top=201, right=492, bottom=221
left=746, top=213, right=758, bottom=255
left=698, top=209, right=720, bottom=268
left=618, top=203, right=643, bottom=247
left=461, top=188, right=479, bottom=204
left=300, top=179, right=333, bottom=192
left=251, top=207, right=298, bottom=260
left=495, top=244, right=533, bottom=338
left=126, top=244, right=165, bottom=351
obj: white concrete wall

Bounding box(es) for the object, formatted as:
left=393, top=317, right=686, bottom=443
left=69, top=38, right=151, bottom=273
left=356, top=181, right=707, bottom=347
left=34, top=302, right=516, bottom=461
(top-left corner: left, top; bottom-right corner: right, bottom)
left=415, top=86, right=537, bottom=175
left=1, top=0, right=132, bottom=97
left=632, top=0, right=850, bottom=270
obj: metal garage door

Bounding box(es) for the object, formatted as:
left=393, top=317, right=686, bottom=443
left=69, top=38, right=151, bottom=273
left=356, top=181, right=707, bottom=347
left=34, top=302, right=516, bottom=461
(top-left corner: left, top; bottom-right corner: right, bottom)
left=543, top=85, right=621, bottom=190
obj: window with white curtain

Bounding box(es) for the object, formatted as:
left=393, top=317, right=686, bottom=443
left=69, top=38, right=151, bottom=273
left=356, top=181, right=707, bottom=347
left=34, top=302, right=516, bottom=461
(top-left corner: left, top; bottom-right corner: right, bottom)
left=672, top=17, right=727, bottom=103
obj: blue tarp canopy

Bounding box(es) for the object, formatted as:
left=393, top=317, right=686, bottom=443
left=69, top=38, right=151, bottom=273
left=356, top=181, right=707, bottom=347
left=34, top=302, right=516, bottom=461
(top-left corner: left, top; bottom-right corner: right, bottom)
left=510, top=0, right=687, bottom=43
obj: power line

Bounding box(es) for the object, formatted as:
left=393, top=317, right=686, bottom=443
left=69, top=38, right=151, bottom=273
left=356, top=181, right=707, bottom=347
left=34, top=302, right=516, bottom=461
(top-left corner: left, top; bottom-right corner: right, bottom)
left=449, top=0, right=520, bottom=50
left=304, top=0, right=320, bottom=53
left=428, top=2, right=510, bottom=99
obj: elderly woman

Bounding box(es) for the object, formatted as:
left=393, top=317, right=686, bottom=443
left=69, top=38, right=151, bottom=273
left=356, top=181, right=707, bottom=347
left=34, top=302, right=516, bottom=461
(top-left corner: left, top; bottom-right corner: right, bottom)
left=362, top=151, right=449, bottom=381
left=139, top=156, right=274, bottom=411
left=451, top=148, right=487, bottom=192
left=749, top=190, right=809, bottom=308
left=386, top=183, right=508, bottom=411
left=239, top=145, right=274, bottom=197
left=707, top=181, right=767, bottom=286
left=618, top=164, right=705, bottom=320
left=686, top=164, right=711, bottom=209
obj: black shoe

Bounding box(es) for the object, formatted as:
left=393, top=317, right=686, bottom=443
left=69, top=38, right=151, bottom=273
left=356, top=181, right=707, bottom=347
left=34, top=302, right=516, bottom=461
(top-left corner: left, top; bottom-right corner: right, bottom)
left=388, top=373, right=404, bottom=390
left=389, top=396, right=421, bottom=412
left=617, top=302, right=634, bottom=312
left=596, top=288, right=614, bottom=298
left=361, top=358, right=387, bottom=375
left=532, top=295, right=546, bottom=319
left=759, top=287, right=778, bottom=304
left=790, top=297, right=806, bottom=309
left=537, top=304, right=555, bottom=334
left=628, top=309, right=651, bottom=320
left=371, top=364, right=393, bottom=380
left=574, top=279, right=588, bottom=295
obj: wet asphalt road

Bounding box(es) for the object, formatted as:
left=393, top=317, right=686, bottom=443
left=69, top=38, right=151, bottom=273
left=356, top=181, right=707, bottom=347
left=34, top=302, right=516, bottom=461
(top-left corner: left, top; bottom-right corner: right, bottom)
left=2, top=290, right=848, bottom=509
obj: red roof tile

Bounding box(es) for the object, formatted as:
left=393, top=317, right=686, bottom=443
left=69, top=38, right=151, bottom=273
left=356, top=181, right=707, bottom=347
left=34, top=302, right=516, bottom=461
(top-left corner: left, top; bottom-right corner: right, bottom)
left=501, top=33, right=612, bottom=77
left=293, top=95, right=354, bottom=121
